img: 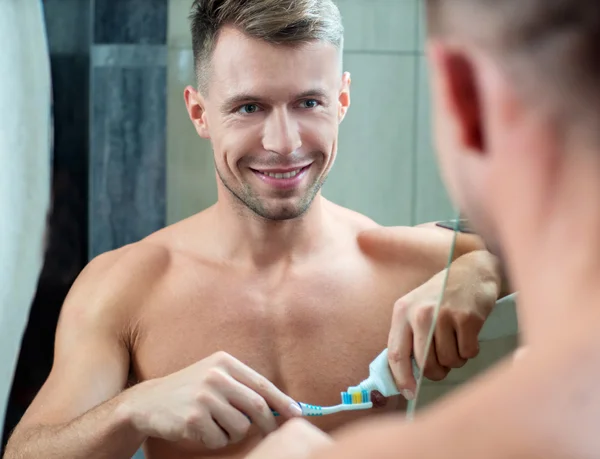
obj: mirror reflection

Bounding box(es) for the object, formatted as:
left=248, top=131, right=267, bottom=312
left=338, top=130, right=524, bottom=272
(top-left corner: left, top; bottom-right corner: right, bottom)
left=1, top=1, right=518, bottom=459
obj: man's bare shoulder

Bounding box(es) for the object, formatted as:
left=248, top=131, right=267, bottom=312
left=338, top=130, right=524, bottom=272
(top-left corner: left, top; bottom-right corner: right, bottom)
left=323, top=199, right=381, bottom=238
left=324, top=201, right=416, bottom=259
left=324, top=202, right=486, bottom=283
left=62, top=239, right=174, bottom=325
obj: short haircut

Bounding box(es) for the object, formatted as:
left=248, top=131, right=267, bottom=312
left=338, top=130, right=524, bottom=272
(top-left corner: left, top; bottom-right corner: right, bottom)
left=189, top=0, right=344, bottom=94
left=426, top=0, right=600, bottom=139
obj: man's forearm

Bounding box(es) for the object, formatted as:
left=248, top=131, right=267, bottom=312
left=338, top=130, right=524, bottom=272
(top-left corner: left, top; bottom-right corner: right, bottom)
left=4, top=392, right=145, bottom=459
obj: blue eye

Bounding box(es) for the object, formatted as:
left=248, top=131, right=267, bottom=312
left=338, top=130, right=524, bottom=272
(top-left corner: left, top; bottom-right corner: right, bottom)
left=301, top=99, right=320, bottom=109
left=238, top=104, right=260, bottom=114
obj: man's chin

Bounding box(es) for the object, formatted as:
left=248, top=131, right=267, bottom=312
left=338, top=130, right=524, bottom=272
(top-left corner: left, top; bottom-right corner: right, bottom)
left=249, top=190, right=321, bottom=221
left=251, top=203, right=312, bottom=221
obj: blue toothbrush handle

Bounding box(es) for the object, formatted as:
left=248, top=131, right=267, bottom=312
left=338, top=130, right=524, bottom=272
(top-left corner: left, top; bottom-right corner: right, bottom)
left=245, top=409, right=281, bottom=422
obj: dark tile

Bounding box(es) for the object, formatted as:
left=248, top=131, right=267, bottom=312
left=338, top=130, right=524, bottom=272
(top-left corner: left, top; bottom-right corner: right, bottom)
left=89, top=65, right=166, bottom=258
left=49, top=55, right=90, bottom=262
left=50, top=56, right=89, bottom=172
left=93, top=0, right=167, bottom=45
left=43, top=0, right=91, bottom=54
left=92, top=44, right=167, bottom=68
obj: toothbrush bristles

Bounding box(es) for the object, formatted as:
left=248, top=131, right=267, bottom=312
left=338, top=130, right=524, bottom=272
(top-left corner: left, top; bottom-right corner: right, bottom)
left=340, top=390, right=370, bottom=405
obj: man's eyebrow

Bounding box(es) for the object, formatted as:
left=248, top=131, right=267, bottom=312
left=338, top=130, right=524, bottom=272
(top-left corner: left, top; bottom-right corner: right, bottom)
left=220, top=88, right=330, bottom=112
left=294, top=89, right=330, bottom=101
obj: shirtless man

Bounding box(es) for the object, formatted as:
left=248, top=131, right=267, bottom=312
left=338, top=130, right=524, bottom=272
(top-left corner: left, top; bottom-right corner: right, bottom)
left=3, top=1, right=505, bottom=458
left=245, top=0, right=600, bottom=458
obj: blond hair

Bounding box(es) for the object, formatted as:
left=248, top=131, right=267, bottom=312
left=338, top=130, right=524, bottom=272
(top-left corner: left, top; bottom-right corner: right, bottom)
left=189, top=0, right=344, bottom=93
left=426, top=0, right=600, bottom=138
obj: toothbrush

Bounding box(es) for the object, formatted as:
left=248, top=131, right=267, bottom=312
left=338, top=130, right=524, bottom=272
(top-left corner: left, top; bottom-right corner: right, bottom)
left=299, top=390, right=373, bottom=416
left=270, top=390, right=373, bottom=417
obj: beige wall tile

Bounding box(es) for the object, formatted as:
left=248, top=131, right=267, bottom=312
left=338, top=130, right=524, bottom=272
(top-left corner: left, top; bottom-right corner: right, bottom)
left=414, top=55, right=455, bottom=224
left=438, top=335, right=518, bottom=384
left=324, top=53, right=418, bottom=226
left=414, top=383, right=458, bottom=408
left=413, top=336, right=518, bottom=408
left=337, top=0, right=418, bottom=52
left=417, top=0, right=426, bottom=53
left=166, top=48, right=216, bottom=225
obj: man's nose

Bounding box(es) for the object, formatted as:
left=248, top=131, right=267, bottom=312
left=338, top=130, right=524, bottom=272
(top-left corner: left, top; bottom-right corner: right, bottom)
left=262, top=109, right=302, bottom=156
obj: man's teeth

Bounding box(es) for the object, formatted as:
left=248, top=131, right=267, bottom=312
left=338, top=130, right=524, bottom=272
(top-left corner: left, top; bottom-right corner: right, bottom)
left=262, top=168, right=302, bottom=179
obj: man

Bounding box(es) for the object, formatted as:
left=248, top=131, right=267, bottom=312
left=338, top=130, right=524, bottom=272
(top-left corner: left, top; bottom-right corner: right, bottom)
left=3, top=1, right=506, bottom=458
left=246, top=0, right=600, bottom=458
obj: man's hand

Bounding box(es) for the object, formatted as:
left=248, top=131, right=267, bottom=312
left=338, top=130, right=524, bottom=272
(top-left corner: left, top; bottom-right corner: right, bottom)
left=358, top=224, right=502, bottom=401
left=388, top=251, right=500, bottom=399
left=244, top=418, right=333, bottom=459
left=121, top=351, right=302, bottom=449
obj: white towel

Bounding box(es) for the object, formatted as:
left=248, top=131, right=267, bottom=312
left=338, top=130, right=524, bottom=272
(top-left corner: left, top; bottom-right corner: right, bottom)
left=0, top=0, right=52, bottom=436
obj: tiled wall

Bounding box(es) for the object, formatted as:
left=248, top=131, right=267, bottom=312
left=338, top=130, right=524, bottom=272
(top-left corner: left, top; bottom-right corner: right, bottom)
left=165, top=0, right=517, bottom=409
left=89, top=0, right=168, bottom=258
left=166, top=0, right=216, bottom=224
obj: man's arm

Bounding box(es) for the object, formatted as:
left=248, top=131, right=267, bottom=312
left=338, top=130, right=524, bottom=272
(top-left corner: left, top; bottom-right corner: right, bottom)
left=5, top=243, right=305, bottom=457
left=3, top=248, right=153, bottom=459
left=417, top=220, right=513, bottom=297
left=358, top=225, right=513, bottom=396
left=358, top=224, right=512, bottom=297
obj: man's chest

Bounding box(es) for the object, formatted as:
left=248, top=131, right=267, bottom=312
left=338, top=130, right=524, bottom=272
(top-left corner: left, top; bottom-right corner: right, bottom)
left=130, top=257, right=425, bottom=409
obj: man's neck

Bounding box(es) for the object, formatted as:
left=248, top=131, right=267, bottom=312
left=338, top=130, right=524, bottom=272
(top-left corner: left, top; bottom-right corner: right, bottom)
left=500, top=150, right=600, bottom=344
left=211, top=191, right=333, bottom=268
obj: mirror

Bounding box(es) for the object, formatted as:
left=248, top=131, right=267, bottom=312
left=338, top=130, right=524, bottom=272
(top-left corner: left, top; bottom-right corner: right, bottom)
left=1, top=2, right=519, bottom=458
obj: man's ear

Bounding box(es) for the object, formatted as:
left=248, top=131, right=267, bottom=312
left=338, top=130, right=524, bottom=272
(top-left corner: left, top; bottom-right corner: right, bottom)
left=429, top=44, right=484, bottom=154
left=184, top=85, right=210, bottom=139
left=338, top=71, right=351, bottom=123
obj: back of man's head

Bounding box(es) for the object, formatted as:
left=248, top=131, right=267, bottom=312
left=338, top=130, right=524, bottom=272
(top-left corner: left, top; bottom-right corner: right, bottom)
left=422, top=0, right=600, bottom=260
left=188, top=0, right=344, bottom=94
left=426, top=0, right=600, bottom=139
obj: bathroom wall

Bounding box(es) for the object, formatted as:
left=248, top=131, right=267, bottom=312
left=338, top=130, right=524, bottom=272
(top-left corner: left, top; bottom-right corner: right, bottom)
left=89, top=0, right=168, bottom=259
left=166, top=0, right=215, bottom=224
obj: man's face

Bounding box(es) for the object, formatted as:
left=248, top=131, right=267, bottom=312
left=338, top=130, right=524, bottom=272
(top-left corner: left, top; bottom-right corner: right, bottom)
left=186, top=27, right=350, bottom=221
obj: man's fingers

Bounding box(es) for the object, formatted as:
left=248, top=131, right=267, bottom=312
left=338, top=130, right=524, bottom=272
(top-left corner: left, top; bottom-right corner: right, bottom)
left=412, top=307, right=449, bottom=381
left=199, top=422, right=229, bottom=450
left=226, top=357, right=301, bottom=420
left=411, top=305, right=432, bottom=370
left=435, top=312, right=467, bottom=369
left=455, top=312, right=483, bottom=360
left=222, top=376, right=279, bottom=435
left=388, top=301, right=416, bottom=400
left=423, top=337, right=450, bottom=381
left=184, top=412, right=229, bottom=450
left=208, top=396, right=252, bottom=444
left=244, top=418, right=333, bottom=459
